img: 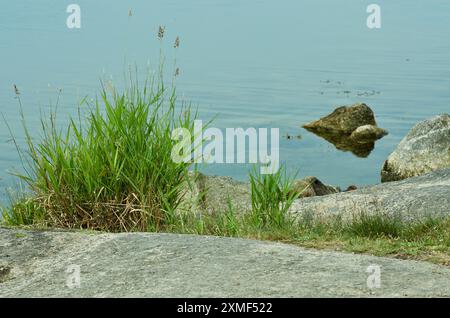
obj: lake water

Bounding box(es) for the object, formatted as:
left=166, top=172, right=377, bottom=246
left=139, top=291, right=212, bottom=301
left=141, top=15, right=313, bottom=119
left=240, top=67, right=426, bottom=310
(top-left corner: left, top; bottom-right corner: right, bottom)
left=1, top=0, right=450, bottom=203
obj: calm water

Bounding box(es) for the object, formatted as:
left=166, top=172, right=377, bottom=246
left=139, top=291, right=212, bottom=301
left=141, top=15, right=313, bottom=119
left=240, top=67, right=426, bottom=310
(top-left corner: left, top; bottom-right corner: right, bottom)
left=1, top=0, right=450, bottom=203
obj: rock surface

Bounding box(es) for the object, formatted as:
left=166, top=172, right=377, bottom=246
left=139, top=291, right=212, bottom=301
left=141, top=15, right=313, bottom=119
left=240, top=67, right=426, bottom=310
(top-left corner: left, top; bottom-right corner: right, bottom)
left=1, top=228, right=450, bottom=297
left=289, top=167, right=450, bottom=223
left=178, top=173, right=251, bottom=215
left=381, top=114, right=450, bottom=182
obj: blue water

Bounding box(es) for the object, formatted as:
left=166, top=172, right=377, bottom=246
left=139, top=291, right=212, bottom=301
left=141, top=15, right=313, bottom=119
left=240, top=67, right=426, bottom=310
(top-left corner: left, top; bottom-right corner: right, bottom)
left=1, top=0, right=450, bottom=203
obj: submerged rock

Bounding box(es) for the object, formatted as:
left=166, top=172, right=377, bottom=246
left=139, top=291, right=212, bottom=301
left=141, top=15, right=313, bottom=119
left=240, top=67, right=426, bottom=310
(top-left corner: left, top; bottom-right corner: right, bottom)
left=381, top=114, right=450, bottom=182
left=303, top=103, right=388, bottom=157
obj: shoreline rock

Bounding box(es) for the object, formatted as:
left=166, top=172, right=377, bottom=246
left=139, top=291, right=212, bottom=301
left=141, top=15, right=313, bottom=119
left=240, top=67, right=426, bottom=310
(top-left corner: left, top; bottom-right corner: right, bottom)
left=290, top=176, right=340, bottom=198
left=180, top=168, right=450, bottom=225
left=381, top=113, right=450, bottom=182
left=289, top=167, right=450, bottom=224
left=1, top=228, right=450, bottom=297
left=178, top=173, right=341, bottom=215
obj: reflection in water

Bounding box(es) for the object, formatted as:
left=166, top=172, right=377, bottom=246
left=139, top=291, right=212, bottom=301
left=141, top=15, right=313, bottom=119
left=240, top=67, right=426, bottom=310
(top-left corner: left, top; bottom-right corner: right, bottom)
left=303, top=128, right=375, bottom=158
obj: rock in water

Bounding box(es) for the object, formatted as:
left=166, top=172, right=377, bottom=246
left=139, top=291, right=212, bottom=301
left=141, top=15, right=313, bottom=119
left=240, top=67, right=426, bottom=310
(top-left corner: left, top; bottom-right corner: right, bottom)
left=350, top=125, right=388, bottom=143
left=302, top=103, right=388, bottom=157
left=303, top=103, right=377, bottom=134
left=381, top=114, right=450, bottom=182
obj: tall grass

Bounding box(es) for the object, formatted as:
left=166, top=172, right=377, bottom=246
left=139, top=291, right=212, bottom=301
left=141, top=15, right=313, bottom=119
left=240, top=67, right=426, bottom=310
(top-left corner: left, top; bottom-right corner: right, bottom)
left=249, top=165, right=298, bottom=228
left=4, top=76, right=199, bottom=232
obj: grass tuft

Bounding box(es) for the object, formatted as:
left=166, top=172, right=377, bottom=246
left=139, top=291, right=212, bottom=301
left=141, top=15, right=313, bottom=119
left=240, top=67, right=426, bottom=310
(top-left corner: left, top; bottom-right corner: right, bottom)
left=249, top=165, right=298, bottom=228
left=4, top=75, right=199, bottom=232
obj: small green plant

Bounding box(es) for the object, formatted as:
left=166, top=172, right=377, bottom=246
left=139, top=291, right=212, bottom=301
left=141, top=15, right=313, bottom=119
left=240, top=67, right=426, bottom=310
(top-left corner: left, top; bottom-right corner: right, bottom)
left=216, top=198, right=240, bottom=236
left=248, top=165, right=298, bottom=228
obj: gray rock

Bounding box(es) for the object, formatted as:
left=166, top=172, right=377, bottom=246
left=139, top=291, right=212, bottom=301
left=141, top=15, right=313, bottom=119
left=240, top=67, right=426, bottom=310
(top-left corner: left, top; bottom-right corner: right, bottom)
left=177, top=172, right=251, bottom=215
left=303, top=103, right=377, bottom=134
left=1, top=228, right=450, bottom=297
left=178, top=173, right=339, bottom=215
left=289, top=167, right=450, bottom=224
left=350, top=125, right=388, bottom=143
left=381, top=114, right=450, bottom=182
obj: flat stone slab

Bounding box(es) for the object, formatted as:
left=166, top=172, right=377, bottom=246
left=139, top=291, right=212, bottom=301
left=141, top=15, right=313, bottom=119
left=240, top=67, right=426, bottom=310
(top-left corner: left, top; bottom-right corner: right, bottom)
left=289, top=167, right=450, bottom=223
left=1, top=228, right=450, bottom=297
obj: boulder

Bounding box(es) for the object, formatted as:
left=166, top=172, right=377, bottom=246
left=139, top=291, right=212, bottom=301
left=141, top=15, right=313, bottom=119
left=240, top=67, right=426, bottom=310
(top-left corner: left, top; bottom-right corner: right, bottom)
left=381, top=114, right=450, bottom=182
left=1, top=228, right=450, bottom=297
left=291, top=176, right=340, bottom=198
left=289, top=167, right=450, bottom=224
left=303, top=103, right=377, bottom=134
